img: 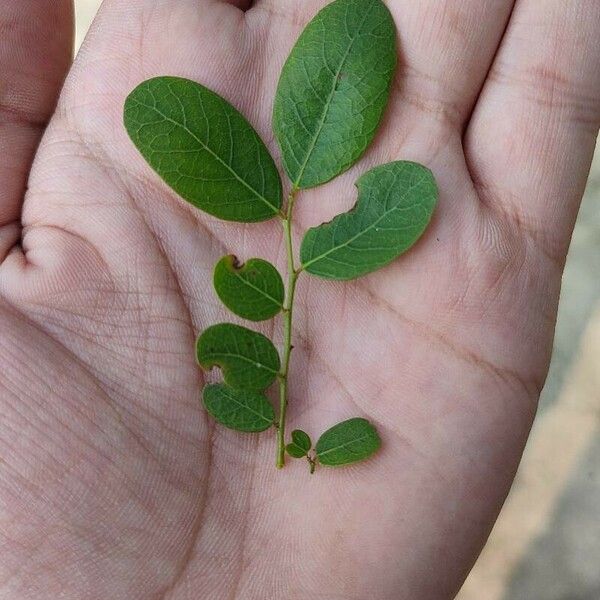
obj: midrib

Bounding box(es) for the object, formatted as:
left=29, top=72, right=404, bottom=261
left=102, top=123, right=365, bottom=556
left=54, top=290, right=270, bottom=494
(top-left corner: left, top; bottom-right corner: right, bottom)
left=132, top=98, right=279, bottom=214
left=301, top=174, right=427, bottom=269
left=292, top=0, right=376, bottom=187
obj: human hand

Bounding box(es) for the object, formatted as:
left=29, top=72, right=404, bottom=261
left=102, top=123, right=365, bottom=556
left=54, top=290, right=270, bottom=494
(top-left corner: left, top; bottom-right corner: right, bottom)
left=0, top=1, right=598, bottom=598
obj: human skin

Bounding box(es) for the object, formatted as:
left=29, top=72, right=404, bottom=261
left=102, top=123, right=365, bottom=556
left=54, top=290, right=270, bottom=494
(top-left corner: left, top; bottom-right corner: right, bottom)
left=0, top=1, right=598, bottom=598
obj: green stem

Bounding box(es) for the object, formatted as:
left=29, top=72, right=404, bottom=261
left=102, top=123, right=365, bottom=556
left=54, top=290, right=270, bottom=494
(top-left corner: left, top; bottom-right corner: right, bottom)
left=277, top=189, right=299, bottom=468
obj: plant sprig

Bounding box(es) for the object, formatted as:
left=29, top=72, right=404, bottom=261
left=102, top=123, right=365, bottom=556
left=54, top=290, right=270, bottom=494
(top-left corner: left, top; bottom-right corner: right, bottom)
left=123, top=0, right=438, bottom=473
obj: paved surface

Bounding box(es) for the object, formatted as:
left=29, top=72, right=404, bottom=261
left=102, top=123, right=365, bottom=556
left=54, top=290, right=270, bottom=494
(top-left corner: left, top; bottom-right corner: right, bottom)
left=74, top=2, right=600, bottom=598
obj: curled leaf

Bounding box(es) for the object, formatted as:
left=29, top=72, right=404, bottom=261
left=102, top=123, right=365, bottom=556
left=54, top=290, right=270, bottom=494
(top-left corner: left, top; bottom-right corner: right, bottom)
left=196, top=323, right=281, bottom=391
left=214, top=255, right=284, bottom=322
left=300, top=161, right=438, bottom=280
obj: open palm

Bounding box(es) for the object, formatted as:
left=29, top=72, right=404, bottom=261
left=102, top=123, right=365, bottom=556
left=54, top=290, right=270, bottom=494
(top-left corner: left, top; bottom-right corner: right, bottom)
left=1, top=1, right=598, bottom=598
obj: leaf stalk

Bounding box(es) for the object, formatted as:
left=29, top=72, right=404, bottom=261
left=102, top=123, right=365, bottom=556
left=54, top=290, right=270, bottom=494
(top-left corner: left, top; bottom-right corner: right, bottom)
left=276, top=189, right=300, bottom=468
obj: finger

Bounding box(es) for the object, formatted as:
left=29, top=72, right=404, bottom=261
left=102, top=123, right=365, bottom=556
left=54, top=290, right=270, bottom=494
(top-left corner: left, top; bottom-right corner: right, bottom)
left=465, top=0, right=600, bottom=264
left=0, top=0, right=73, bottom=255
left=224, top=0, right=253, bottom=8
left=252, top=0, right=516, bottom=132
left=386, top=0, right=516, bottom=131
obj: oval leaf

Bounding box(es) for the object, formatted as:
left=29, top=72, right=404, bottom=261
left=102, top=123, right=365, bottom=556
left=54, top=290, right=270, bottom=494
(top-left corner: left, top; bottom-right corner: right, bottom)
left=316, top=418, right=381, bottom=466
left=214, top=255, right=284, bottom=321
left=300, top=161, right=438, bottom=280
left=286, top=429, right=312, bottom=458
left=291, top=430, right=312, bottom=453
left=196, top=323, right=281, bottom=390
left=203, top=383, right=275, bottom=432
left=273, top=0, right=397, bottom=189
left=125, top=77, right=282, bottom=222
left=286, top=444, right=308, bottom=459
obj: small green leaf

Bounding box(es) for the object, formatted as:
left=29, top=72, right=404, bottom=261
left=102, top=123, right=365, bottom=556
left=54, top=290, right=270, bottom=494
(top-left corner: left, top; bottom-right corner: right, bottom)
left=273, top=0, right=397, bottom=189
left=316, top=418, right=381, bottom=466
left=286, top=429, right=312, bottom=458
left=291, top=430, right=312, bottom=453
left=124, top=76, right=282, bottom=222
left=213, top=255, right=284, bottom=322
left=196, top=323, right=281, bottom=390
left=286, top=444, right=308, bottom=459
left=300, top=161, right=438, bottom=280
left=203, top=383, right=275, bottom=432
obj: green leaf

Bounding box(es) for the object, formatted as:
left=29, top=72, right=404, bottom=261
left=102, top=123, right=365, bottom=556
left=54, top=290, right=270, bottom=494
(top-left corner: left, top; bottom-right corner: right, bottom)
left=124, top=76, right=282, bottom=222
left=286, top=429, right=312, bottom=458
left=273, top=0, right=397, bottom=189
left=213, top=255, right=284, bottom=322
left=203, top=383, right=275, bottom=432
left=300, top=161, right=438, bottom=280
left=285, top=444, right=307, bottom=459
left=196, top=323, right=281, bottom=390
left=292, top=430, right=312, bottom=452
left=316, top=418, right=381, bottom=467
